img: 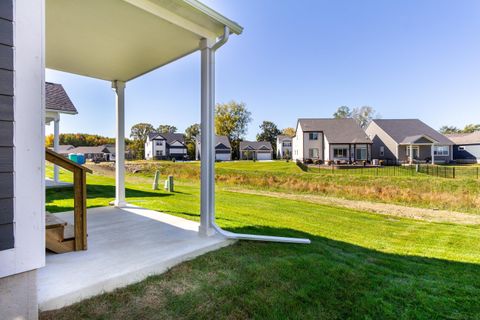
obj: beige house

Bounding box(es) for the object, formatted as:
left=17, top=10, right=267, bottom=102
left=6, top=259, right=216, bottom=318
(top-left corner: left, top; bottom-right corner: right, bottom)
left=292, top=118, right=372, bottom=163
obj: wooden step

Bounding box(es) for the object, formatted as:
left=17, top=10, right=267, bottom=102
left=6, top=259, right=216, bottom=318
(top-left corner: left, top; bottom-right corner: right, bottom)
left=45, top=214, right=75, bottom=253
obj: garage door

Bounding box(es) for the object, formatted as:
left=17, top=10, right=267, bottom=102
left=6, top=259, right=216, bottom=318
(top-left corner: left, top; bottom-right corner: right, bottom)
left=256, top=152, right=271, bottom=161
left=216, top=153, right=231, bottom=161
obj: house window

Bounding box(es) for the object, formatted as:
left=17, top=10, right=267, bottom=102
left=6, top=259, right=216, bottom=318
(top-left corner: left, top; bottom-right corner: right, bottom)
left=333, top=148, right=348, bottom=158
left=458, top=146, right=465, bottom=151
left=156, top=141, right=163, bottom=146
left=356, top=147, right=367, bottom=160
left=434, top=146, right=449, bottom=156
left=283, top=141, right=292, bottom=147
left=380, top=146, right=385, bottom=157
left=406, top=146, right=420, bottom=158
left=309, top=148, right=319, bottom=158
left=309, top=132, right=319, bottom=140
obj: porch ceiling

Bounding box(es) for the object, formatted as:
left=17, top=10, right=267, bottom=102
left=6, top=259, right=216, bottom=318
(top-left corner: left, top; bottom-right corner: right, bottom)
left=46, top=0, right=242, bottom=82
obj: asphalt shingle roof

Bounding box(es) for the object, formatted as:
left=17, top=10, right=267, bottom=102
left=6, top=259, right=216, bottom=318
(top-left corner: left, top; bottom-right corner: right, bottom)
left=240, top=141, right=273, bottom=150
left=297, top=118, right=372, bottom=144
left=371, top=119, right=453, bottom=145
left=45, top=82, right=78, bottom=114
left=148, top=132, right=186, bottom=145
left=446, top=131, right=480, bottom=145
left=195, top=135, right=231, bottom=149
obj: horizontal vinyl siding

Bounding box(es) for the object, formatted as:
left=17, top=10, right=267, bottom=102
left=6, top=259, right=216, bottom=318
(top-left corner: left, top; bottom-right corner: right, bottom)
left=0, top=0, right=14, bottom=251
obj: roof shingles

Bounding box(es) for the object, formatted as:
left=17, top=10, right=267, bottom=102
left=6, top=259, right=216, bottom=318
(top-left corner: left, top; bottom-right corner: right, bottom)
left=45, top=82, right=78, bottom=114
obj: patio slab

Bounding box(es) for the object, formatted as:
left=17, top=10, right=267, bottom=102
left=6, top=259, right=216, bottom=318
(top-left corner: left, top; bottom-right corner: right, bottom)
left=38, top=205, right=233, bottom=311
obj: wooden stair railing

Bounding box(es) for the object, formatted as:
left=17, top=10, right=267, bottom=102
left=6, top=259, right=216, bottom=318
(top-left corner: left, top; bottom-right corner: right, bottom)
left=46, top=148, right=92, bottom=252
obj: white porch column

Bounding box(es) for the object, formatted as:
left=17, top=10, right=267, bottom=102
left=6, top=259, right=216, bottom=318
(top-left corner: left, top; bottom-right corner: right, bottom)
left=199, top=39, right=216, bottom=236
left=112, top=80, right=127, bottom=207
left=409, top=144, right=413, bottom=164
left=53, top=116, right=60, bottom=183
left=431, top=144, right=435, bottom=164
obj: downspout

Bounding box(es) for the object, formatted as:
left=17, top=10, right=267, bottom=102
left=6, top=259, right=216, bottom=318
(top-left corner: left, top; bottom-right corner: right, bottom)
left=208, top=27, right=310, bottom=244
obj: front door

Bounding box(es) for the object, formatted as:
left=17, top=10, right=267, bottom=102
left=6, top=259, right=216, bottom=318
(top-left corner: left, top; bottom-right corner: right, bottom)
left=406, top=146, right=419, bottom=159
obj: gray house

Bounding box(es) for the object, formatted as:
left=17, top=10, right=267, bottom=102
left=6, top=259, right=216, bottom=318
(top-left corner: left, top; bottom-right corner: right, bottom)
left=446, top=131, right=480, bottom=163
left=240, top=141, right=273, bottom=160
left=292, top=118, right=373, bottom=163
left=365, top=119, right=454, bottom=164
left=195, top=135, right=232, bottom=161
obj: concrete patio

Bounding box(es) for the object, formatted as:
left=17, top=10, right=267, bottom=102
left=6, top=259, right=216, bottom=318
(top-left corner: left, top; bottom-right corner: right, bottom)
left=38, top=205, right=234, bottom=311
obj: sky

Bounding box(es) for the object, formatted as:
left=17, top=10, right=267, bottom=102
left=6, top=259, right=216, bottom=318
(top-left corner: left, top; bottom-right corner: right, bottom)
left=46, top=0, right=480, bottom=140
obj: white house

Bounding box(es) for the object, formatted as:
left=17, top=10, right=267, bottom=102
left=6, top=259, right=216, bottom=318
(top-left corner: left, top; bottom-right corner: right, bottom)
left=0, top=2, right=308, bottom=318
left=45, top=82, right=78, bottom=184
left=239, top=141, right=273, bottom=160
left=292, top=118, right=373, bottom=163
left=145, top=132, right=188, bottom=160
left=195, top=135, right=232, bottom=161
left=276, top=135, right=292, bottom=159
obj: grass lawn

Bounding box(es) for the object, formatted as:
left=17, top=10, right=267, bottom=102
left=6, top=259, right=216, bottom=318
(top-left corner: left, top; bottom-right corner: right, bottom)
left=42, top=164, right=480, bottom=319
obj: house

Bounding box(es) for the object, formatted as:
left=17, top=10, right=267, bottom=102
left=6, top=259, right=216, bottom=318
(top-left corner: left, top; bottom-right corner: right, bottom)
left=276, top=135, right=292, bottom=159
left=145, top=132, right=188, bottom=160
left=195, top=135, right=232, bottom=161
left=365, top=119, right=454, bottom=164
left=292, top=118, right=373, bottom=163
left=54, top=145, right=75, bottom=156
left=239, top=141, right=273, bottom=160
left=446, top=131, right=480, bottom=163
left=105, top=144, right=133, bottom=162
left=0, top=2, right=307, bottom=318
left=69, top=145, right=111, bottom=162
left=45, top=82, right=78, bottom=184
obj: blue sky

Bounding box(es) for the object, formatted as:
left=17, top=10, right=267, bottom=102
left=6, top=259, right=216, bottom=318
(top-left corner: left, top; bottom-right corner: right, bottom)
left=46, top=0, right=480, bottom=140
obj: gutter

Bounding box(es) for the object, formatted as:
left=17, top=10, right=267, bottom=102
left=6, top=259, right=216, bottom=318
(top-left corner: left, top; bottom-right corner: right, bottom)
left=207, top=27, right=311, bottom=245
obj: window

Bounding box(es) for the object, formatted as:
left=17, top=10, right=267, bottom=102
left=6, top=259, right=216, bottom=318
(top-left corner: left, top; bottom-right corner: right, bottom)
left=379, top=146, right=385, bottom=157
left=309, top=148, right=319, bottom=158
left=356, top=147, right=367, bottom=160
left=406, top=146, right=419, bottom=158
left=283, top=141, right=292, bottom=147
left=434, top=146, right=449, bottom=156
left=309, top=132, right=319, bottom=140
left=156, top=141, right=163, bottom=146
left=156, top=150, right=161, bottom=156
left=333, top=148, right=348, bottom=158
left=458, top=146, right=465, bottom=151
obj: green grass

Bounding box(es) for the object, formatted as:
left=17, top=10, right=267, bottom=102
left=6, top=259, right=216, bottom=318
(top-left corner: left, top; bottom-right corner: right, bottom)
left=43, top=165, right=480, bottom=319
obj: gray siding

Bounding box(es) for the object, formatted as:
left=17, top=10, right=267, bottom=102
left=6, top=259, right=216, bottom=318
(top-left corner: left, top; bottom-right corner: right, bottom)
left=0, top=0, right=14, bottom=251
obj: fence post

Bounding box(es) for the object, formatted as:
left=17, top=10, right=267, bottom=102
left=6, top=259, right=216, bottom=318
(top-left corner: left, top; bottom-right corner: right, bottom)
left=453, top=167, right=455, bottom=179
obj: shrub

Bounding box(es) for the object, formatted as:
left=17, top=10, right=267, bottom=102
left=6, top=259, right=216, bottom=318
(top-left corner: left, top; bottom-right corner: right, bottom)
left=304, top=159, right=313, bottom=164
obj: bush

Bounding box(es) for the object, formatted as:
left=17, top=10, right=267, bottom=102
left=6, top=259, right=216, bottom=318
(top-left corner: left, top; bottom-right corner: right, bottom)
left=304, top=159, right=313, bottom=164
left=314, top=159, right=324, bottom=165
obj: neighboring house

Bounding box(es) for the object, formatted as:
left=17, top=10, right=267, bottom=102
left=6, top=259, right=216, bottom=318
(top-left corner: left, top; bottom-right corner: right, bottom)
left=69, top=145, right=111, bottom=162
left=292, top=118, right=373, bottom=163
left=195, top=135, right=232, bottom=161
left=54, top=145, right=75, bottom=156
left=365, top=119, right=454, bottom=164
left=45, top=82, right=78, bottom=183
left=105, top=144, right=133, bottom=161
left=239, top=141, right=273, bottom=160
left=145, top=133, right=188, bottom=160
left=446, top=131, right=480, bottom=163
left=276, top=135, right=292, bottom=159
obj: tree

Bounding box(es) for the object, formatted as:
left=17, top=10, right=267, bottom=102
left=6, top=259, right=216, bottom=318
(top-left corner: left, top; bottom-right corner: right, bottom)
left=215, top=101, right=252, bottom=159
left=462, top=124, right=480, bottom=133
left=45, top=134, right=54, bottom=147
left=157, top=125, right=177, bottom=134
left=282, top=127, right=296, bottom=137
left=439, top=125, right=460, bottom=134
left=256, top=121, right=281, bottom=157
left=185, top=123, right=200, bottom=160
left=129, top=123, right=155, bottom=159
left=333, top=106, right=352, bottom=119
left=333, top=105, right=378, bottom=128
left=351, top=106, right=378, bottom=128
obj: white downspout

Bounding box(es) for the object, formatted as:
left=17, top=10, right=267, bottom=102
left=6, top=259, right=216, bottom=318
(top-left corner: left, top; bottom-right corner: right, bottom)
left=202, top=26, right=310, bottom=244
left=53, top=115, right=60, bottom=183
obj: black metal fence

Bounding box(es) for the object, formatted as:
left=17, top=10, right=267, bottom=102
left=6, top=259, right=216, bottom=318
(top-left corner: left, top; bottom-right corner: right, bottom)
left=305, top=163, right=480, bottom=179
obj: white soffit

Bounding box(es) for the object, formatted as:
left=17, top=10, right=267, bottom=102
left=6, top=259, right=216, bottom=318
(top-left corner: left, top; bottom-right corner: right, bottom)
left=46, top=0, right=243, bottom=82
